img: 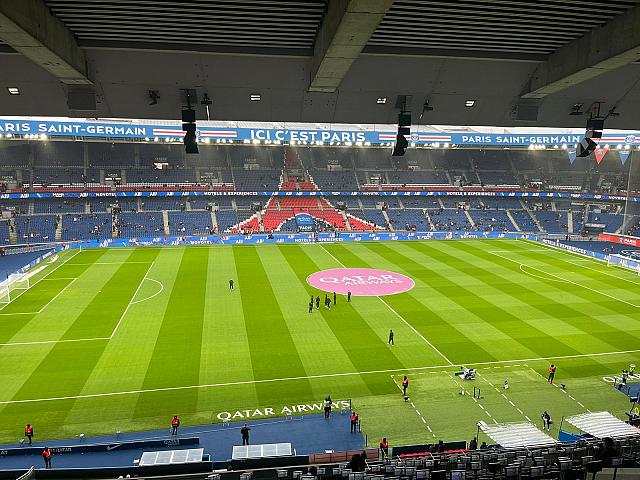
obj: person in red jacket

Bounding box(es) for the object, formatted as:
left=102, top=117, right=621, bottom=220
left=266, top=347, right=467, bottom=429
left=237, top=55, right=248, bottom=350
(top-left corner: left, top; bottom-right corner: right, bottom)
left=402, top=376, right=409, bottom=397
left=42, top=447, right=52, bottom=468
left=171, top=415, right=180, bottom=435
left=548, top=364, right=557, bottom=384
left=24, top=424, right=33, bottom=445
left=379, top=437, right=389, bottom=458
left=350, top=412, right=359, bottom=433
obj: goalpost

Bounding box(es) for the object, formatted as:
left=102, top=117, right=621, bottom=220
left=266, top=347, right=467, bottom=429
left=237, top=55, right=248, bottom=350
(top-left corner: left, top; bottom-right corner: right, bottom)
left=607, top=253, right=640, bottom=275
left=0, top=272, right=31, bottom=304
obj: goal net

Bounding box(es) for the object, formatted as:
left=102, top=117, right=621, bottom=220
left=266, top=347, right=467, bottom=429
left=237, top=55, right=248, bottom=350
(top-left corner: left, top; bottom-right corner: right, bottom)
left=0, top=272, right=30, bottom=304
left=607, top=253, right=640, bottom=274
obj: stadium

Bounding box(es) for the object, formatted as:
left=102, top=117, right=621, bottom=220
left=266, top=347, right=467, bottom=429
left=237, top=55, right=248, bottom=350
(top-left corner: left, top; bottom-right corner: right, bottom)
left=1, top=1, right=640, bottom=479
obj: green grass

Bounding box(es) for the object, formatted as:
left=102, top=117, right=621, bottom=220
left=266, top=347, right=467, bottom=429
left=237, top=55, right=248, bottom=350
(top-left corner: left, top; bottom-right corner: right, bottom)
left=0, top=239, right=637, bottom=446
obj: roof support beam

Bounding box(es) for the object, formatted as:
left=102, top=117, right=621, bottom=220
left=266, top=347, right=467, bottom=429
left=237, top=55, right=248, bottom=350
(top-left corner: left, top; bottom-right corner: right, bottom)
left=521, top=5, right=640, bottom=99
left=0, top=0, right=92, bottom=84
left=309, top=0, right=393, bottom=93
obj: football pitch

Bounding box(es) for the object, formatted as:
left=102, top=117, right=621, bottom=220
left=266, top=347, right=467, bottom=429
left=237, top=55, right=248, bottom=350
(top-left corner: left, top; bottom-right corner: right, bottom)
left=0, top=239, right=638, bottom=445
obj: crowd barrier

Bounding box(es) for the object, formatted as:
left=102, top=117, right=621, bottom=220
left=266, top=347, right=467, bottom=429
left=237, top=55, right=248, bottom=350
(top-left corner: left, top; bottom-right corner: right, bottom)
left=61, top=231, right=535, bottom=249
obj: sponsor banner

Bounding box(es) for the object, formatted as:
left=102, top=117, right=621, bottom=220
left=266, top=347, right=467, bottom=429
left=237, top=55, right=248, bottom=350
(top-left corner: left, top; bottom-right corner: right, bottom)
left=65, top=231, right=532, bottom=250
left=0, top=437, right=199, bottom=457
left=568, top=149, right=577, bottom=164
left=307, top=268, right=415, bottom=296
left=3, top=190, right=640, bottom=203
left=599, top=233, right=640, bottom=247
left=1, top=118, right=640, bottom=146
left=215, top=400, right=351, bottom=422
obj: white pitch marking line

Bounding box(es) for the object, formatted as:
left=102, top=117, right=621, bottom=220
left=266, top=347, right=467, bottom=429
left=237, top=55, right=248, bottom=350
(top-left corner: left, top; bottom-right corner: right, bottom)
left=0, top=337, right=109, bottom=348
left=527, top=240, right=640, bottom=285
left=0, top=249, right=81, bottom=312
left=318, top=244, right=454, bottom=366
left=66, top=261, right=154, bottom=265
left=525, top=416, right=531, bottom=422
left=488, top=250, right=640, bottom=308
left=0, top=277, right=78, bottom=315
left=35, top=278, right=77, bottom=314
left=109, top=262, right=154, bottom=339
left=131, top=278, right=164, bottom=305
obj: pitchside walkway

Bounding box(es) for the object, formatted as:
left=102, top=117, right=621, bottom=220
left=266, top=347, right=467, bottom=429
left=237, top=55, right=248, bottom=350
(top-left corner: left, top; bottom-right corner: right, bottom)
left=0, top=414, right=365, bottom=471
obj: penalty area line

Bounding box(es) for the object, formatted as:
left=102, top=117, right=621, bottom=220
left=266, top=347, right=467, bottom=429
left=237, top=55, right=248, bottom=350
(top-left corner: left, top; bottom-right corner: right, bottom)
left=317, top=244, right=454, bottom=366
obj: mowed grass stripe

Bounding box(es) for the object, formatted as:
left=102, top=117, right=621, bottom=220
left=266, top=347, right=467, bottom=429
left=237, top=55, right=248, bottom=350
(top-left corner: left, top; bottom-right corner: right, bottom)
left=0, top=249, right=157, bottom=436
left=383, top=242, right=582, bottom=359
left=334, top=242, right=499, bottom=364
left=133, top=248, right=208, bottom=418
left=0, top=250, right=109, bottom=344
left=453, top=242, right=640, bottom=352
left=280, top=245, right=402, bottom=395
left=427, top=241, right=634, bottom=347
left=498, top=242, right=640, bottom=313
left=233, top=246, right=313, bottom=405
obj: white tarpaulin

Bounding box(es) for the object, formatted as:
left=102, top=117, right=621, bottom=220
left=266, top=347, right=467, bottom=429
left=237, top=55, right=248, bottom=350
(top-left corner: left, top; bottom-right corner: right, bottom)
left=478, top=421, right=557, bottom=448
left=565, top=411, right=640, bottom=439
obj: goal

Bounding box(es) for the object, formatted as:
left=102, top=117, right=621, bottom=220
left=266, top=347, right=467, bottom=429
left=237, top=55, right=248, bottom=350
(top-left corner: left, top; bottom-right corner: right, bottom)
left=0, top=272, right=31, bottom=304
left=607, top=254, right=640, bottom=275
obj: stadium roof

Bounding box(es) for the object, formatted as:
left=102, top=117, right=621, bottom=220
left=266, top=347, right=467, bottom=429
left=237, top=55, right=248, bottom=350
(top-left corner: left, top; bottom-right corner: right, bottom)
left=2, top=1, right=640, bottom=128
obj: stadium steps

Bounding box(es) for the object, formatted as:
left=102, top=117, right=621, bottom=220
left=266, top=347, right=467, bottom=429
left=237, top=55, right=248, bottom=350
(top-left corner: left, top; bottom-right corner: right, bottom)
left=342, top=211, right=351, bottom=230
left=55, top=218, right=62, bottom=241
left=464, top=209, right=476, bottom=229
left=506, top=210, right=521, bottom=232
left=382, top=209, right=391, bottom=229
left=424, top=209, right=435, bottom=230
left=8, top=219, right=16, bottom=244
left=526, top=207, right=544, bottom=232
left=185, top=200, right=192, bottom=211
left=84, top=201, right=90, bottom=213
left=210, top=211, right=218, bottom=233
left=162, top=211, right=170, bottom=235
left=27, top=202, right=34, bottom=215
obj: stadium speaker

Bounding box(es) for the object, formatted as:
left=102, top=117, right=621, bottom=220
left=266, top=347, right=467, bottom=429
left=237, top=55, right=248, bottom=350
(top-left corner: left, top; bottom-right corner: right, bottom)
left=182, top=108, right=198, bottom=154
left=392, top=126, right=410, bottom=157
left=576, top=137, right=597, bottom=157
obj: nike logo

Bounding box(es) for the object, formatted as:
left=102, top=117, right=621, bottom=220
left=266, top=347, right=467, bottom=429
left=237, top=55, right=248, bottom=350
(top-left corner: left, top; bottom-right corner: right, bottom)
left=106, top=444, right=121, bottom=451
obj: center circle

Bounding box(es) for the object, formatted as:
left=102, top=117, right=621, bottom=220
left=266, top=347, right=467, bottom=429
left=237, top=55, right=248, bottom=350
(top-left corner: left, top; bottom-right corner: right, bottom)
left=306, top=268, right=415, bottom=296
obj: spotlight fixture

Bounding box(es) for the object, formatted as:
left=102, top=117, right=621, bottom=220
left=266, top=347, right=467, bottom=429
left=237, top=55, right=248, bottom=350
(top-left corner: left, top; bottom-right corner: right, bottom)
left=376, top=97, right=387, bottom=104
left=148, top=90, right=160, bottom=105
left=569, top=103, right=584, bottom=116
left=7, top=87, right=20, bottom=95
left=465, top=100, right=476, bottom=107
left=419, top=100, right=433, bottom=120
left=250, top=94, right=261, bottom=101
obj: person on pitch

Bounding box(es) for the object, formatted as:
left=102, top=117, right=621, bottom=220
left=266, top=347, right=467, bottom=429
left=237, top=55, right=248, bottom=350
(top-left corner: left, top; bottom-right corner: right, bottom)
left=388, top=329, right=394, bottom=346
left=229, top=279, right=234, bottom=290
left=316, top=295, right=320, bottom=309
left=308, top=301, right=314, bottom=313
left=548, top=364, right=557, bottom=384
left=333, top=291, right=337, bottom=305
left=402, top=375, right=409, bottom=396
left=347, top=291, right=352, bottom=302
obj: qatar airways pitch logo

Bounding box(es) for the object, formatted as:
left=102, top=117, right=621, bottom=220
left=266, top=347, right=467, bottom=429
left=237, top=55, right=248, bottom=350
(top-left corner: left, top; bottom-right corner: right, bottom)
left=307, top=268, right=415, bottom=296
